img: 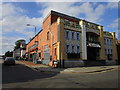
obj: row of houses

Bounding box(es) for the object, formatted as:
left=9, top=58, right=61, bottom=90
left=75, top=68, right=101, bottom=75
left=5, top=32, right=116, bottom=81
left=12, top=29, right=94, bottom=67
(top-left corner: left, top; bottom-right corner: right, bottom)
left=14, top=10, right=120, bottom=67
left=13, top=41, right=26, bottom=60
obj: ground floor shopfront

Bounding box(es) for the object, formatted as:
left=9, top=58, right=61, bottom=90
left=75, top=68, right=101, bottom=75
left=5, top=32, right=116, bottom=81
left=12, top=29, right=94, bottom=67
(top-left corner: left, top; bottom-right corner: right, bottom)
left=26, top=45, right=117, bottom=68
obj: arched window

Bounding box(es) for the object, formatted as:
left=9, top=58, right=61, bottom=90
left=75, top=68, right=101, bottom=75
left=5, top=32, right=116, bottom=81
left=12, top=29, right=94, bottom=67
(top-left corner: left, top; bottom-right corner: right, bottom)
left=47, top=31, right=50, bottom=40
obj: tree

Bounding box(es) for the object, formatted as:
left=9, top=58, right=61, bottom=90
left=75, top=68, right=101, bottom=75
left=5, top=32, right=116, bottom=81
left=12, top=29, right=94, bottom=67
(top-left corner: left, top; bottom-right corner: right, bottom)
left=14, top=39, right=25, bottom=50
left=5, top=51, right=13, bottom=57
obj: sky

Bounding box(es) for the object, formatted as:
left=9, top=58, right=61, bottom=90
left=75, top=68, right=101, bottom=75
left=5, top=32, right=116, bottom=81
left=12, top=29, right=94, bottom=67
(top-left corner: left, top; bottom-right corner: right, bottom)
left=0, top=1, right=120, bottom=55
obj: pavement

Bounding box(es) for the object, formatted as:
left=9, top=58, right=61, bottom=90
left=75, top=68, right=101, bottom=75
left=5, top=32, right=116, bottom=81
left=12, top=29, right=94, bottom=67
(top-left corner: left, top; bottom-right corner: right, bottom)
left=16, top=60, right=119, bottom=74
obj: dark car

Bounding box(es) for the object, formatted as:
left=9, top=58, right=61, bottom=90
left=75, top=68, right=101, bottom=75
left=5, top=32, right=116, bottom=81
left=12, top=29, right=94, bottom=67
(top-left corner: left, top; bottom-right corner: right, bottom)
left=4, top=57, right=15, bottom=65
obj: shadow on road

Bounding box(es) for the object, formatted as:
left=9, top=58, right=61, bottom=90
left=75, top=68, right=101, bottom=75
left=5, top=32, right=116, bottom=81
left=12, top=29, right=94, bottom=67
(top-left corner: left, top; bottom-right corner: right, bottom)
left=2, top=63, right=61, bottom=84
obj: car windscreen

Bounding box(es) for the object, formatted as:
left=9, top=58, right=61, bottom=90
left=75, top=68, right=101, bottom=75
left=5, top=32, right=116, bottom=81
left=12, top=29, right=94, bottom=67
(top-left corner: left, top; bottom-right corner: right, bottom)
left=6, top=58, right=14, bottom=61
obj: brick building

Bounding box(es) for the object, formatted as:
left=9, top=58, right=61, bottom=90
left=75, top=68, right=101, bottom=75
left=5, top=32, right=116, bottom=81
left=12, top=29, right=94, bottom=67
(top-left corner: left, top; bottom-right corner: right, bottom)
left=26, top=10, right=118, bottom=67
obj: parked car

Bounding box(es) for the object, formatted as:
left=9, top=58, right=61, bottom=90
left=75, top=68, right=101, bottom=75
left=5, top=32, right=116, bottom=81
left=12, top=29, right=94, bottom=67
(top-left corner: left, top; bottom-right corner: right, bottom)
left=4, top=57, right=15, bottom=65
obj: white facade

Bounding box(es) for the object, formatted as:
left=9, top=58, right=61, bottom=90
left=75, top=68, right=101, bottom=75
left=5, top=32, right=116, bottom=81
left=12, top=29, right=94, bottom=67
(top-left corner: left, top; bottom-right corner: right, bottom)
left=65, top=30, right=80, bottom=54
left=104, top=37, right=113, bottom=55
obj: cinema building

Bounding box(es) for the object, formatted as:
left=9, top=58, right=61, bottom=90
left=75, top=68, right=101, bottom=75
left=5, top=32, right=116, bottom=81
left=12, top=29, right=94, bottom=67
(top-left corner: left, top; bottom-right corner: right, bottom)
left=26, top=10, right=118, bottom=67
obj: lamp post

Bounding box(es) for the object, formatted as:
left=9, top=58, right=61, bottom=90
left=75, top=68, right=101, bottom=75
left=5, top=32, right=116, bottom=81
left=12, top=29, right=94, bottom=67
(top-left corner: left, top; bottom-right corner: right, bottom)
left=27, top=24, right=36, bottom=36
left=26, top=24, right=37, bottom=63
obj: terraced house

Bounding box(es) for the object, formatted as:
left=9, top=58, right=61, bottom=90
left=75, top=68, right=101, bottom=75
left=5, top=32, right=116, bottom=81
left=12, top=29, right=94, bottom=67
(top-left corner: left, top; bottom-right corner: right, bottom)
left=26, top=10, right=118, bottom=67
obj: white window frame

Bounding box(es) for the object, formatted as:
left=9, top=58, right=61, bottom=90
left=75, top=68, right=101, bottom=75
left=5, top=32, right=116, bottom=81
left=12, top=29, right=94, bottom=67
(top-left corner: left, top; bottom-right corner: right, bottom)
left=66, top=44, right=70, bottom=53
left=77, top=32, right=80, bottom=40
left=71, top=32, right=74, bottom=40
left=66, top=31, right=69, bottom=40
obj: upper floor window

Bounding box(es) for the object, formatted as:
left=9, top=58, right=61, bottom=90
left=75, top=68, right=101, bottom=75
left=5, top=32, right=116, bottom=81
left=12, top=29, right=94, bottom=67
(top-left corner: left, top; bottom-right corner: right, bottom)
left=77, top=33, right=80, bottom=40
left=107, top=39, right=109, bottom=45
left=108, top=49, right=110, bottom=54
left=111, top=49, right=112, bottom=54
left=104, top=38, right=112, bottom=46
left=47, top=31, right=50, bottom=40
left=104, top=38, right=106, bottom=45
left=72, top=32, right=74, bottom=40
left=66, top=31, right=69, bottom=40
left=66, top=45, right=69, bottom=53
left=109, top=39, right=112, bottom=45
left=105, top=49, right=107, bottom=55
left=72, top=45, right=75, bottom=53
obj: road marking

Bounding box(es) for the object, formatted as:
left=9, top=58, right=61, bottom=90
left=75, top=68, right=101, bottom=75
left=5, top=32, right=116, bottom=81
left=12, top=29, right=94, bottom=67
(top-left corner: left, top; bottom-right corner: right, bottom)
left=87, top=68, right=117, bottom=74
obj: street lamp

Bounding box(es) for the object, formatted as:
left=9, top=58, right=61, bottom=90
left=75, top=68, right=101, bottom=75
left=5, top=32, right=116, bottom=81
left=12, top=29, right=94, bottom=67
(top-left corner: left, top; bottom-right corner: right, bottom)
left=26, top=24, right=37, bottom=64
left=27, top=24, right=36, bottom=36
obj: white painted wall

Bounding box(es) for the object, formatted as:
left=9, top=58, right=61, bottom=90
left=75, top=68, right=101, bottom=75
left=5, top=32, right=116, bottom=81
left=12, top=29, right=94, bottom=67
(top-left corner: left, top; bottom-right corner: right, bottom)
left=65, top=30, right=81, bottom=53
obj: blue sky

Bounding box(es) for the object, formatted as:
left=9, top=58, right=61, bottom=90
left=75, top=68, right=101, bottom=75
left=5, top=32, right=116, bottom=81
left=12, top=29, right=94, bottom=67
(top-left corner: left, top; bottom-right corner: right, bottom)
left=1, top=2, right=119, bottom=55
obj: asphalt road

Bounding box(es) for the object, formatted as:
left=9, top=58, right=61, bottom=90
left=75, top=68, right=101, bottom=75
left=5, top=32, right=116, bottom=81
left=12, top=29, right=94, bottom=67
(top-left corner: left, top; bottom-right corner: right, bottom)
left=1, top=59, right=119, bottom=88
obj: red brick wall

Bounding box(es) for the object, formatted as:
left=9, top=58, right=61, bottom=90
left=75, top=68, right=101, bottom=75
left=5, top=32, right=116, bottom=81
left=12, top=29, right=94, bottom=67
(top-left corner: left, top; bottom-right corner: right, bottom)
left=26, top=12, right=80, bottom=64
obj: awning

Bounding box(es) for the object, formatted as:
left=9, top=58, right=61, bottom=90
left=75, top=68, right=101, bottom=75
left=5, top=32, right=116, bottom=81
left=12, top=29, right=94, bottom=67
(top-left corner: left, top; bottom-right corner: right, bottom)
left=87, top=42, right=101, bottom=48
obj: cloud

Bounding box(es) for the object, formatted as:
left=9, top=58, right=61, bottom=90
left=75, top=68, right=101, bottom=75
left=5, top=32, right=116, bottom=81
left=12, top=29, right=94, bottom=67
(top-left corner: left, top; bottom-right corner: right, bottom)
left=1, top=3, right=43, bottom=54
left=106, top=2, right=118, bottom=9
left=1, top=2, right=118, bottom=54
left=78, top=3, right=106, bottom=22
left=108, top=18, right=120, bottom=28
left=37, top=2, right=118, bottom=23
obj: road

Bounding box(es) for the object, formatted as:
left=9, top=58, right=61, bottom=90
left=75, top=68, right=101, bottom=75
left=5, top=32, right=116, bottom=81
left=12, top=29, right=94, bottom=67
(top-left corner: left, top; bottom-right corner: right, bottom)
left=1, top=59, right=119, bottom=88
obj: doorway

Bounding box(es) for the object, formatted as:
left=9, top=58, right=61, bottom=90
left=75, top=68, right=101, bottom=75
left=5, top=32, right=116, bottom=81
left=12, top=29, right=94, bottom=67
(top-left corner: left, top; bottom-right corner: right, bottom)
left=87, top=47, right=97, bottom=60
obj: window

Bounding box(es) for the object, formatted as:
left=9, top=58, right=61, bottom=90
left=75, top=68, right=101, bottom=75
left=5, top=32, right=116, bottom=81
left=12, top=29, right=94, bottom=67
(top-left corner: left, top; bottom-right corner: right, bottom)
left=104, top=38, right=106, bottom=45
left=110, top=39, right=112, bottom=45
left=108, top=49, right=109, bottom=54
left=66, top=45, right=69, bottom=53
left=30, top=54, right=32, bottom=58
left=39, top=53, right=41, bottom=58
left=107, top=39, right=109, bottom=45
left=89, top=35, right=92, bottom=41
left=77, top=46, right=80, bottom=53
left=66, top=31, right=69, bottom=40
left=72, top=46, right=74, bottom=53
left=111, top=49, right=112, bottom=54
left=54, top=48, right=57, bottom=56
left=105, top=49, right=107, bottom=55
left=72, top=32, right=74, bottom=40
left=77, top=33, right=80, bottom=40
left=47, top=31, right=50, bottom=40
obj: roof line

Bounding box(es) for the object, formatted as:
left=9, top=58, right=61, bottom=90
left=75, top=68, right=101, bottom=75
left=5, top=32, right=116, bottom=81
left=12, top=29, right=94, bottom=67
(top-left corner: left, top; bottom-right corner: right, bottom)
left=26, top=29, right=43, bottom=45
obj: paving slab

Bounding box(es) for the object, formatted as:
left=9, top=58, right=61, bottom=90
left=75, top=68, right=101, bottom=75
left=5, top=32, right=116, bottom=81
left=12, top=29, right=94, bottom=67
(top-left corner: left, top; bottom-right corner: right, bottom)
left=16, top=60, right=119, bottom=74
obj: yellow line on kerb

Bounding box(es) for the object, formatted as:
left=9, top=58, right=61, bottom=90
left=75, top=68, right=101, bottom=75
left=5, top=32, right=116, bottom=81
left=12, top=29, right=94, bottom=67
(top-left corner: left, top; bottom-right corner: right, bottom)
left=88, top=69, right=117, bottom=75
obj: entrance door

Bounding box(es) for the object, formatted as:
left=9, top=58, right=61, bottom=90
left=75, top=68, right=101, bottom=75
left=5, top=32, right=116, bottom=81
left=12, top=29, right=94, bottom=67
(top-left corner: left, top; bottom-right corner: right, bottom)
left=33, top=53, right=37, bottom=63
left=87, top=47, right=96, bottom=60
left=43, top=46, right=50, bottom=65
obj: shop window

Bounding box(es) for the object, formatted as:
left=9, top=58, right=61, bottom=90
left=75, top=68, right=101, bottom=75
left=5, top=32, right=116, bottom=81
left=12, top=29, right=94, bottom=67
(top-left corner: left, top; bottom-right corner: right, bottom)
left=39, top=53, right=41, bottom=58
